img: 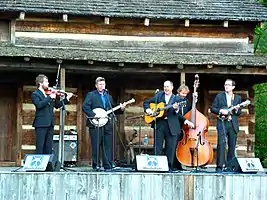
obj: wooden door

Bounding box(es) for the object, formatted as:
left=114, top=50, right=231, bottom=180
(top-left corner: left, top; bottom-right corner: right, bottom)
left=0, top=85, right=17, bottom=165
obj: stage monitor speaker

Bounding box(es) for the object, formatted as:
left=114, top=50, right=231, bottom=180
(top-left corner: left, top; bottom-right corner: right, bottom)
left=226, top=157, right=264, bottom=173
left=22, top=154, right=60, bottom=172
left=135, top=154, right=169, bottom=172
left=53, top=134, right=78, bottom=163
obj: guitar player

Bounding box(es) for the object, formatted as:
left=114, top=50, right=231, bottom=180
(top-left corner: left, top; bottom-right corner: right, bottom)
left=211, top=79, right=242, bottom=173
left=82, top=77, right=126, bottom=170
left=143, top=80, right=194, bottom=170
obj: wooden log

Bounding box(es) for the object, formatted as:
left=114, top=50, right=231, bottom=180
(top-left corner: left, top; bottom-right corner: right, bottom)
left=16, top=21, right=253, bottom=38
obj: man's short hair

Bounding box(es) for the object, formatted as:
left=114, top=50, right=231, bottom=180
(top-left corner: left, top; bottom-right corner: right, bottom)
left=35, top=74, right=48, bottom=87
left=177, top=85, right=190, bottom=93
left=225, top=79, right=236, bottom=86
left=95, top=77, right=105, bottom=84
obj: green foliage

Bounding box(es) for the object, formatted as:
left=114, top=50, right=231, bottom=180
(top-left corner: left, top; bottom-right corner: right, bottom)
left=258, top=0, right=267, bottom=6
left=254, top=83, right=267, bottom=167
left=254, top=22, right=267, bottom=55
left=254, top=0, right=267, bottom=55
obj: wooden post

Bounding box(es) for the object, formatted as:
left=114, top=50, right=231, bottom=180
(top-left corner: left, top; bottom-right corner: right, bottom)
left=104, top=17, right=110, bottom=25
left=10, top=20, right=16, bottom=45
left=58, top=67, right=66, bottom=164
left=185, top=19, right=190, bottom=27
left=180, top=72, right=186, bottom=85
left=16, top=86, right=23, bottom=166
left=76, top=85, right=83, bottom=164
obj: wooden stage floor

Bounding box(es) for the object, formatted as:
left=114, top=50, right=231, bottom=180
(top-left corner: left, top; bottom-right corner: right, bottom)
left=0, top=166, right=267, bottom=200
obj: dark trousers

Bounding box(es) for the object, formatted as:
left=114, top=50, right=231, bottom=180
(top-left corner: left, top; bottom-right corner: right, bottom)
left=216, top=121, right=237, bottom=169
left=154, top=120, right=177, bottom=169
left=89, top=126, right=113, bottom=169
left=35, top=126, right=54, bottom=154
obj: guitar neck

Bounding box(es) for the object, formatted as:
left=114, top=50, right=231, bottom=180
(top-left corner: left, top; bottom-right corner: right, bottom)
left=160, top=101, right=185, bottom=111
left=160, top=104, right=173, bottom=111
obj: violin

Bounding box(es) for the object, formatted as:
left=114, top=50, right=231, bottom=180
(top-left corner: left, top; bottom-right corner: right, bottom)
left=45, top=87, right=78, bottom=97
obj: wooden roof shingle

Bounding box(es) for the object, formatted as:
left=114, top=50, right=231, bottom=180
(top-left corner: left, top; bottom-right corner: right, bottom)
left=0, top=0, right=267, bottom=21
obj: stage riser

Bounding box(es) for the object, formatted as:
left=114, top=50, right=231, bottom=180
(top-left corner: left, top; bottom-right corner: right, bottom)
left=0, top=173, right=266, bottom=200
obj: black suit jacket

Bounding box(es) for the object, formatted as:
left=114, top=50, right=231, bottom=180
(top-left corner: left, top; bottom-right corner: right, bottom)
left=211, top=92, right=242, bottom=133
left=178, top=96, right=191, bottom=116
left=31, top=89, right=69, bottom=128
left=82, top=90, right=123, bottom=129
left=143, top=91, right=185, bottom=136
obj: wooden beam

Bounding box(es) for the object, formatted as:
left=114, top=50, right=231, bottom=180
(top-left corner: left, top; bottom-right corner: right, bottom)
left=16, top=86, right=23, bottom=166
left=10, top=20, right=16, bottom=44
left=19, top=12, right=25, bottom=20
left=185, top=19, right=190, bottom=27
left=0, top=61, right=266, bottom=75
left=144, top=18, right=150, bottom=26
left=58, top=67, right=66, bottom=163
left=223, top=20, right=229, bottom=28
left=63, top=14, right=68, bottom=22
left=180, top=72, right=185, bottom=85
left=76, top=85, right=83, bottom=164
left=104, top=17, right=110, bottom=25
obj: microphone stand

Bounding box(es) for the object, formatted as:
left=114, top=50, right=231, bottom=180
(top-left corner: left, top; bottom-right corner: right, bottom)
left=56, top=63, right=74, bottom=172
left=105, top=89, right=116, bottom=169
left=153, top=90, right=159, bottom=156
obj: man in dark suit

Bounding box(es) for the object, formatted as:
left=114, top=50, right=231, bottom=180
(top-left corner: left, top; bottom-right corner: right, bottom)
left=32, top=74, right=73, bottom=154
left=211, top=79, right=242, bottom=172
left=143, top=80, right=194, bottom=170
left=82, top=77, right=126, bottom=170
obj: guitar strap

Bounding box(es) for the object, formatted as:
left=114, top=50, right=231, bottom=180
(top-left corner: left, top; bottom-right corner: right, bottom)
left=167, top=94, right=175, bottom=106
left=231, top=94, right=235, bottom=106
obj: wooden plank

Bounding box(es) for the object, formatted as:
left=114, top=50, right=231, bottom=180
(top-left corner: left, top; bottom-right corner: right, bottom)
left=15, top=21, right=253, bottom=38
left=22, top=110, right=77, bottom=125
left=16, top=86, right=23, bottom=166
left=10, top=20, right=16, bottom=44
left=76, top=85, right=83, bottom=164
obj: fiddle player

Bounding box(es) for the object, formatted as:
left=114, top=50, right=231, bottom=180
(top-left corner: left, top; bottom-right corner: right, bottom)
left=143, top=80, right=194, bottom=171
left=32, top=74, right=73, bottom=154
left=211, top=79, right=242, bottom=173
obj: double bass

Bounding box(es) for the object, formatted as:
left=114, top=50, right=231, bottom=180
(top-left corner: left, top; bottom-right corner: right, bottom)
left=176, top=74, right=213, bottom=167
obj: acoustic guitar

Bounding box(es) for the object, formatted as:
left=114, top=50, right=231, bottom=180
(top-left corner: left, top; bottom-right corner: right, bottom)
left=88, top=98, right=135, bottom=127
left=218, top=99, right=251, bottom=120
left=144, top=101, right=186, bottom=124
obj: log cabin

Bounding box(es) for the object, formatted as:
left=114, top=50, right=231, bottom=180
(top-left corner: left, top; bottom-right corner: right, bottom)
left=0, top=0, right=266, bottom=167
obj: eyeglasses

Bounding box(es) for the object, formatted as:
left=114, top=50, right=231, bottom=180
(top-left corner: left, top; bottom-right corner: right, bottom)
left=224, top=84, right=232, bottom=86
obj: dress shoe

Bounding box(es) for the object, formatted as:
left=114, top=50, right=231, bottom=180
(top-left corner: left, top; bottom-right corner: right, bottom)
left=215, top=167, right=223, bottom=173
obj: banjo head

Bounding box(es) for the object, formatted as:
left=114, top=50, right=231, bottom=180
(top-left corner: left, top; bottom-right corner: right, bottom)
left=91, top=108, right=108, bottom=127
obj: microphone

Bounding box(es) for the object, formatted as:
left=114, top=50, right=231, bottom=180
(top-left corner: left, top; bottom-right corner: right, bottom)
left=155, top=89, right=159, bottom=94
left=103, top=88, right=108, bottom=93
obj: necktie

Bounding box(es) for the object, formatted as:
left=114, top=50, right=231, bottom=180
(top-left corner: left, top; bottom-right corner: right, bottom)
left=101, top=94, right=106, bottom=109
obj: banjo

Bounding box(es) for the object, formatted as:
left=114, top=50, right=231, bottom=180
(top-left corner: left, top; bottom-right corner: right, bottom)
left=88, top=98, right=135, bottom=127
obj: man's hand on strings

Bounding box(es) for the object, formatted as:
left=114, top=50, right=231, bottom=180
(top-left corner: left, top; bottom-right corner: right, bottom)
left=184, top=120, right=194, bottom=128
left=66, top=92, right=74, bottom=101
